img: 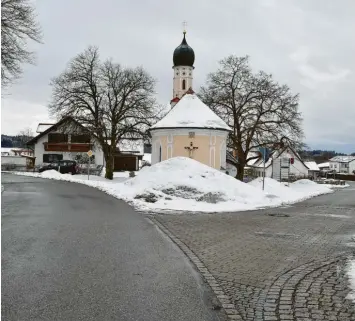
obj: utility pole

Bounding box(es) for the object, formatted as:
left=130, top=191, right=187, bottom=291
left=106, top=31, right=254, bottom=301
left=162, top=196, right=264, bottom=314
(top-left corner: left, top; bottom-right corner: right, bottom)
left=262, top=147, right=266, bottom=191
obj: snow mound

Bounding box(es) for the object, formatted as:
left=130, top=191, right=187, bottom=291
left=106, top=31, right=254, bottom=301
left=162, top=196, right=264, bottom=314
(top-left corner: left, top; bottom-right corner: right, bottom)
left=290, top=179, right=332, bottom=197
left=248, top=178, right=333, bottom=203
left=121, top=157, right=279, bottom=212
left=248, top=177, right=290, bottom=200
left=292, top=179, right=318, bottom=186
left=41, top=170, right=63, bottom=178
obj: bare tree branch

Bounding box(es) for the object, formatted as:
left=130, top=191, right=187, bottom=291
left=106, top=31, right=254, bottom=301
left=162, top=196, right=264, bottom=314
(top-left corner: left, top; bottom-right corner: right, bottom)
left=199, top=55, right=304, bottom=180
left=49, top=46, right=160, bottom=179
left=1, top=0, right=42, bottom=86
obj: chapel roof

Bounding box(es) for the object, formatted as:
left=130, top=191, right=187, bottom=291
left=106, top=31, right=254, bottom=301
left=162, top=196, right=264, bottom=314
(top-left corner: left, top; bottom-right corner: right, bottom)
left=151, top=90, right=231, bottom=131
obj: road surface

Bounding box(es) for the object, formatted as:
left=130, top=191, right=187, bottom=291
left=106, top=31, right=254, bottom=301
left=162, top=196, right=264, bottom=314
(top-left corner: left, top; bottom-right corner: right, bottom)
left=1, top=173, right=225, bottom=321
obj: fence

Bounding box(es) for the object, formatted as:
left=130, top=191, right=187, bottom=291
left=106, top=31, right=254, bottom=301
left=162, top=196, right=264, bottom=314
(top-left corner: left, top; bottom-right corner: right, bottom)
left=326, top=173, right=355, bottom=181
left=1, top=164, right=38, bottom=172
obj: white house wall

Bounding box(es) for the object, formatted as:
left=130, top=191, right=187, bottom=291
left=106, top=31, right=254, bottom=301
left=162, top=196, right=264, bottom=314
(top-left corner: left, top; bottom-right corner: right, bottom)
left=349, top=160, right=355, bottom=174
left=253, top=149, right=308, bottom=178
left=278, top=150, right=308, bottom=177
left=1, top=156, right=27, bottom=166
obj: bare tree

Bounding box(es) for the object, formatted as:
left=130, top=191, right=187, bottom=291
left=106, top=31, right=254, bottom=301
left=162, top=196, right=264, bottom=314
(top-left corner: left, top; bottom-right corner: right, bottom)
left=49, top=46, right=160, bottom=179
left=200, top=55, right=304, bottom=180
left=18, top=127, right=34, bottom=147
left=1, top=0, right=42, bottom=86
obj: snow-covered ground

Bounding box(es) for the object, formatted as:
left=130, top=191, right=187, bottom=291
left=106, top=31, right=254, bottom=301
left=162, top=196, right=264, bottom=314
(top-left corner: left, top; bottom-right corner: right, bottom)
left=248, top=177, right=333, bottom=204
left=347, top=259, right=355, bottom=302
left=9, top=157, right=336, bottom=213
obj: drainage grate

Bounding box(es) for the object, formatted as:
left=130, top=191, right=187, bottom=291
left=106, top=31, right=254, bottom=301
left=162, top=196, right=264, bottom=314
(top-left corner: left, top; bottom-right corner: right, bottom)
left=267, top=213, right=290, bottom=217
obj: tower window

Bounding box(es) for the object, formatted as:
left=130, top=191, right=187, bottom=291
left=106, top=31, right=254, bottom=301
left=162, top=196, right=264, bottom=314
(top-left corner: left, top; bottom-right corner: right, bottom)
left=182, top=79, right=186, bottom=90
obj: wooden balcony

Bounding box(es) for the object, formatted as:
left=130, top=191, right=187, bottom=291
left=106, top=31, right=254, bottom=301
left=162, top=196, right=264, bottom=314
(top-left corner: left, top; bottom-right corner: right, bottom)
left=44, top=142, right=92, bottom=152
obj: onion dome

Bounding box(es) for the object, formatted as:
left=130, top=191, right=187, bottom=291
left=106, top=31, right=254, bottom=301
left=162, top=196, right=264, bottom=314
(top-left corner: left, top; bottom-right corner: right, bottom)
left=173, top=32, right=195, bottom=67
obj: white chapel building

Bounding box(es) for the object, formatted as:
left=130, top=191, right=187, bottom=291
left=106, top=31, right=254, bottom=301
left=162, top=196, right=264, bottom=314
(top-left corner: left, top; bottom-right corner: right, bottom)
left=150, top=31, right=231, bottom=170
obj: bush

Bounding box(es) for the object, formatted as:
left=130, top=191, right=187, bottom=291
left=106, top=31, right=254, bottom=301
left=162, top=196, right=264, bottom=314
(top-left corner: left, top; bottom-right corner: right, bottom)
left=74, top=154, right=95, bottom=164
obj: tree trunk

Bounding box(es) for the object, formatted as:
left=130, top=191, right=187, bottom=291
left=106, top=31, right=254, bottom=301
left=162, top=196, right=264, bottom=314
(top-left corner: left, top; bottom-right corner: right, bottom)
left=236, top=163, right=245, bottom=181
left=105, top=154, right=114, bottom=180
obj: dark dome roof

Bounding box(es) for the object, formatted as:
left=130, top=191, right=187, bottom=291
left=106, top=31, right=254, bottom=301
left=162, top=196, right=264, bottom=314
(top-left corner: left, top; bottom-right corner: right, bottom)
left=173, top=33, right=195, bottom=67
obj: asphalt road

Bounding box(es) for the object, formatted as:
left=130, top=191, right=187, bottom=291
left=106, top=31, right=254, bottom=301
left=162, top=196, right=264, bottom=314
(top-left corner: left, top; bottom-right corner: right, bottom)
left=1, top=174, right=225, bottom=321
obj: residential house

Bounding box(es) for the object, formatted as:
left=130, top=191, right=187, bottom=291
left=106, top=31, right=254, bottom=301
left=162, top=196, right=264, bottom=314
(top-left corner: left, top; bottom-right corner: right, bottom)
left=304, top=161, right=320, bottom=179
left=27, top=117, right=145, bottom=171
left=27, top=117, right=105, bottom=167
left=329, top=156, right=355, bottom=174
left=317, top=162, right=330, bottom=171
left=249, top=146, right=309, bottom=179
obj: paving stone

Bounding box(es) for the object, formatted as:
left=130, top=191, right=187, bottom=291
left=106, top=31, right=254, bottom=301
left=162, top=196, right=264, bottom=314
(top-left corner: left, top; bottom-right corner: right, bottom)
left=152, top=190, right=355, bottom=321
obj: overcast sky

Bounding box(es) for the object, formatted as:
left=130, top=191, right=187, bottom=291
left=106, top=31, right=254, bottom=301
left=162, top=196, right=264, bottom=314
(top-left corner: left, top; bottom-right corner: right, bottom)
left=2, top=0, right=354, bottom=153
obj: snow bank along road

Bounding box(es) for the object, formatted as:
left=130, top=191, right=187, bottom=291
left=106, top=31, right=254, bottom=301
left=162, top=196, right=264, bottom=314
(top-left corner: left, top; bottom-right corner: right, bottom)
left=10, top=157, right=335, bottom=213
left=153, top=182, right=355, bottom=321
left=1, top=173, right=226, bottom=321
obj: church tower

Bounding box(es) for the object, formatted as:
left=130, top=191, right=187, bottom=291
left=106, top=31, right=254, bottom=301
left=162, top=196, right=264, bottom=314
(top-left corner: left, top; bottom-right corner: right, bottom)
left=170, top=30, right=195, bottom=107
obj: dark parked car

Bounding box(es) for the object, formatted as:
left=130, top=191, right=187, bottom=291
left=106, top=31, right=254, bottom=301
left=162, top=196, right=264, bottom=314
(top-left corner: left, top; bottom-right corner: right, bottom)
left=39, top=160, right=79, bottom=175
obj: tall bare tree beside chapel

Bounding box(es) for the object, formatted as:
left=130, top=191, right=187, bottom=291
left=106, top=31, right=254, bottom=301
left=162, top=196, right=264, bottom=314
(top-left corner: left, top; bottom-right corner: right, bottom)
left=200, top=55, right=304, bottom=180
left=49, top=46, right=159, bottom=179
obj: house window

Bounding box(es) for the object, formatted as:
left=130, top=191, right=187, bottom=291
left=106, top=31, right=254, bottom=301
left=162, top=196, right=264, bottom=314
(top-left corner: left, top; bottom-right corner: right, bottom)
left=144, top=143, right=152, bottom=153
left=43, top=154, right=63, bottom=163
left=71, top=134, right=90, bottom=143
left=48, top=133, right=68, bottom=143
left=182, top=79, right=186, bottom=90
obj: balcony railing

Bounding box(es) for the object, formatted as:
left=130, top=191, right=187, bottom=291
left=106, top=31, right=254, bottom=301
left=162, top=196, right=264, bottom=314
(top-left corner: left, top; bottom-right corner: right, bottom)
left=44, top=142, right=92, bottom=152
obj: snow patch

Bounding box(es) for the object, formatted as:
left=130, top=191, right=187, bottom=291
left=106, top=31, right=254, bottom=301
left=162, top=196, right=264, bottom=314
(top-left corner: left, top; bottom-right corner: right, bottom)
left=347, top=259, right=355, bottom=302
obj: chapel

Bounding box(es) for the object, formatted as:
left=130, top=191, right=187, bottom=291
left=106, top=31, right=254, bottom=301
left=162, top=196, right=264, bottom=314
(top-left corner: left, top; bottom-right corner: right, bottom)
left=150, top=30, right=231, bottom=170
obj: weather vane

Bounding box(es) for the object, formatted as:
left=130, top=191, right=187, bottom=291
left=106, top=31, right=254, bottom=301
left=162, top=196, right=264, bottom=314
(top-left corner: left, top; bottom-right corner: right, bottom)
left=182, top=21, right=187, bottom=34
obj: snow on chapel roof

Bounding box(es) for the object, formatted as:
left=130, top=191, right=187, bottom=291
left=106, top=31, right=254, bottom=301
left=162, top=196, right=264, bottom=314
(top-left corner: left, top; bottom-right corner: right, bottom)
left=151, top=92, right=231, bottom=131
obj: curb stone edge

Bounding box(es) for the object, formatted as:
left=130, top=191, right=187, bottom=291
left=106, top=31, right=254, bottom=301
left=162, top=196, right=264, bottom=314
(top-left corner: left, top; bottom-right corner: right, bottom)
left=147, top=215, right=242, bottom=321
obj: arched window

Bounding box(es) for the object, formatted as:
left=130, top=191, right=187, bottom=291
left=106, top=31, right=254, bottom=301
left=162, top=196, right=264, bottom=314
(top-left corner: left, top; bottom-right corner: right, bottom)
left=159, top=145, right=162, bottom=162
left=182, top=79, right=186, bottom=90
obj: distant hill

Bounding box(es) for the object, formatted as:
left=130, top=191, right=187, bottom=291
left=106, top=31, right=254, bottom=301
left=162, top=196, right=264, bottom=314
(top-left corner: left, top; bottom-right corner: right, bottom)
left=1, top=134, right=34, bottom=148
left=298, top=149, right=355, bottom=163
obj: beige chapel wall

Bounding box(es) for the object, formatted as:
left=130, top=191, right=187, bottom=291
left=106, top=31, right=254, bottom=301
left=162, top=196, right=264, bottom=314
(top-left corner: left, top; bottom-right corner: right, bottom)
left=159, top=134, right=225, bottom=169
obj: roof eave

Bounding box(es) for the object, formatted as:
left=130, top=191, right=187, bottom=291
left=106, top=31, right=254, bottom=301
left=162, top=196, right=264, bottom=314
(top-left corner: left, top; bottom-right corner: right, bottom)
left=149, top=126, right=231, bottom=132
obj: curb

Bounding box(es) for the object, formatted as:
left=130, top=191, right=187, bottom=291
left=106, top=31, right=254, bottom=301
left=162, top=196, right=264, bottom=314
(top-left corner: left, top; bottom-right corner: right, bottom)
left=147, top=216, right=242, bottom=320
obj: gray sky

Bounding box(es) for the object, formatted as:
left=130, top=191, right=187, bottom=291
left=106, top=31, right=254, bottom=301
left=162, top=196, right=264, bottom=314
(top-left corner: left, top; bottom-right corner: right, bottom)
left=2, top=0, right=354, bottom=153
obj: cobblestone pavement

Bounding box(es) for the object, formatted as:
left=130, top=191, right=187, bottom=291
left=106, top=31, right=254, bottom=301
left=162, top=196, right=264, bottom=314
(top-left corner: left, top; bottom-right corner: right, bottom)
left=152, top=184, right=355, bottom=320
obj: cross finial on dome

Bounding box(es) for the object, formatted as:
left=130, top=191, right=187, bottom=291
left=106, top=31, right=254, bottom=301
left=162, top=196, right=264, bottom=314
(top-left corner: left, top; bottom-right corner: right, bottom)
left=182, top=21, right=187, bottom=35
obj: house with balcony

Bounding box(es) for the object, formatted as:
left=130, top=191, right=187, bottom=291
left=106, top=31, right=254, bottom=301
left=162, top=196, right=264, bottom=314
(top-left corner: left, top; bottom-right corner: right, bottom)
left=27, top=117, right=146, bottom=171
left=329, top=156, right=355, bottom=174
left=27, top=117, right=105, bottom=167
